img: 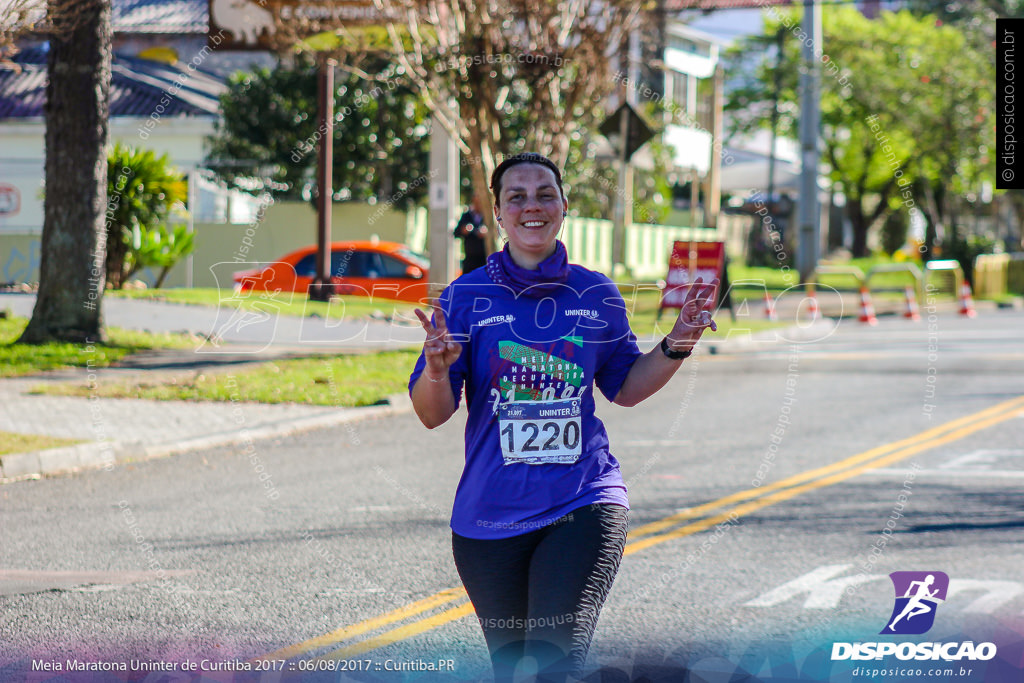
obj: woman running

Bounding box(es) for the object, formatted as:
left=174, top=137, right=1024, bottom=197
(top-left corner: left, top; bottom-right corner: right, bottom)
left=409, top=152, right=717, bottom=682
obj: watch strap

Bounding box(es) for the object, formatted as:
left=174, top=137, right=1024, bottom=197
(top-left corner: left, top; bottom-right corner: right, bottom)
left=661, top=337, right=692, bottom=360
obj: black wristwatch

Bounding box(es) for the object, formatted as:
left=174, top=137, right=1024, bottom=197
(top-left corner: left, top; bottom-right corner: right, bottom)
left=661, top=337, right=692, bottom=360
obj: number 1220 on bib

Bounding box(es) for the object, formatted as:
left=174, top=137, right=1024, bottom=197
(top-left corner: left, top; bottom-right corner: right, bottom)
left=498, top=398, right=583, bottom=466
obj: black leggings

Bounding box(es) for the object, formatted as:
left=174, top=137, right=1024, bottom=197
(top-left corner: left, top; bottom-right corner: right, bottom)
left=452, top=503, right=628, bottom=683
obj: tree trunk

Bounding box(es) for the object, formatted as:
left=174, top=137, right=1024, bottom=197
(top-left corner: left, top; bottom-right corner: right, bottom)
left=105, top=227, right=128, bottom=289
left=462, top=106, right=502, bottom=256
left=848, top=198, right=869, bottom=258
left=1007, top=193, right=1024, bottom=251
left=18, top=0, right=111, bottom=344
left=918, top=202, right=936, bottom=262
left=155, top=267, right=171, bottom=289
left=470, top=155, right=497, bottom=254
left=920, top=184, right=945, bottom=259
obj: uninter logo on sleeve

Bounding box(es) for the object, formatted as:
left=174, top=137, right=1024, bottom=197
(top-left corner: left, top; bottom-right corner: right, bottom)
left=563, top=308, right=599, bottom=319
left=831, top=571, right=997, bottom=663
left=478, top=314, right=515, bottom=326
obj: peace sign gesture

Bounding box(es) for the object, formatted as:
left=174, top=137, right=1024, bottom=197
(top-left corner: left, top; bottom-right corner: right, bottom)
left=414, top=305, right=463, bottom=382
left=666, top=277, right=719, bottom=351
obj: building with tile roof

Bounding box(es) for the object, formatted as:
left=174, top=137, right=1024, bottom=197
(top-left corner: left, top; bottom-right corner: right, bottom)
left=0, top=0, right=422, bottom=289
left=0, top=29, right=264, bottom=285
left=0, top=46, right=224, bottom=120
left=109, top=0, right=274, bottom=77
left=1, top=43, right=230, bottom=235
left=113, top=0, right=208, bottom=34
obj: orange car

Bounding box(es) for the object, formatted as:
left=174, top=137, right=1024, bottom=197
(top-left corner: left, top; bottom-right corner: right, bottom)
left=233, top=241, right=433, bottom=304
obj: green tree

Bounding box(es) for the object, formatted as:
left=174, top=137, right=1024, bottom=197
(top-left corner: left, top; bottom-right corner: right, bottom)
left=106, top=143, right=187, bottom=290
left=904, top=0, right=1024, bottom=46
left=724, top=7, right=993, bottom=258
left=129, top=223, right=194, bottom=288
left=205, top=58, right=430, bottom=206
left=884, top=14, right=993, bottom=258
left=903, top=0, right=1020, bottom=255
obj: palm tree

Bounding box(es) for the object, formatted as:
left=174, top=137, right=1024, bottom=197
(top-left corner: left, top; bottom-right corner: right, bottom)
left=18, top=0, right=111, bottom=343
left=105, top=143, right=188, bottom=289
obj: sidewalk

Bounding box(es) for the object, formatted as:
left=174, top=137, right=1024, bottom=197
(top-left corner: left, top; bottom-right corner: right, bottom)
left=1, top=321, right=823, bottom=484
left=0, top=294, right=428, bottom=483
left=0, top=347, right=414, bottom=483
left=0, top=292, right=423, bottom=349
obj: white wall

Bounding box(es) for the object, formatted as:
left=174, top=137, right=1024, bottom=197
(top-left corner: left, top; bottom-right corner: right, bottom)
left=0, top=122, right=46, bottom=234
left=0, top=116, right=217, bottom=235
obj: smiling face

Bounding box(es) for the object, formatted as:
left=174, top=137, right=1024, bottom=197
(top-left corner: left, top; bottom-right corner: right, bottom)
left=494, top=163, right=568, bottom=269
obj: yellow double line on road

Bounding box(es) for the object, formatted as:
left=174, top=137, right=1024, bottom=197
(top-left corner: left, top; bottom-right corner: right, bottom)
left=258, top=395, right=1024, bottom=663
left=625, top=395, right=1024, bottom=553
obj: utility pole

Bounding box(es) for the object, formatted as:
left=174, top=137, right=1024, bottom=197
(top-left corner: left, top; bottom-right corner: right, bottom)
left=309, top=57, right=336, bottom=302
left=705, top=62, right=724, bottom=230
left=767, top=26, right=785, bottom=209
left=611, top=29, right=641, bottom=277
left=613, top=102, right=633, bottom=275
left=797, top=0, right=822, bottom=282
left=427, top=116, right=458, bottom=300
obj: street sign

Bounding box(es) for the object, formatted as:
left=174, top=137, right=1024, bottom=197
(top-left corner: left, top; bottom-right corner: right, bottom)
left=598, top=103, right=654, bottom=162
left=0, top=184, right=21, bottom=217
left=659, top=241, right=723, bottom=312
left=208, top=0, right=387, bottom=49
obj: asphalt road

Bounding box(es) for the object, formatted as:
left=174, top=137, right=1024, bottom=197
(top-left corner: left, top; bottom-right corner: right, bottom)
left=1, top=310, right=1022, bottom=683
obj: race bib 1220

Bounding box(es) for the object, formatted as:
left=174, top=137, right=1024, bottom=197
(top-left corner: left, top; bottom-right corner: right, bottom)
left=497, top=398, right=582, bottom=465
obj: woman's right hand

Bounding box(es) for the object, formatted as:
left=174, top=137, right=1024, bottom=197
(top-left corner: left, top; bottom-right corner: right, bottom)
left=414, top=306, right=462, bottom=382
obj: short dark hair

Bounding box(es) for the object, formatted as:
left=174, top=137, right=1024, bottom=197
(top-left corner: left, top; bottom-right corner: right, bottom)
left=489, top=152, right=565, bottom=206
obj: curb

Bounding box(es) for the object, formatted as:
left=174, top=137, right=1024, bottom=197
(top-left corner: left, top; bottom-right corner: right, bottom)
left=702, top=300, right=1006, bottom=355
left=705, top=318, right=839, bottom=355
left=0, top=393, right=414, bottom=485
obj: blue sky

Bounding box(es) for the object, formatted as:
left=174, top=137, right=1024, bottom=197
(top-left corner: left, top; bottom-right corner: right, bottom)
left=687, top=8, right=767, bottom=44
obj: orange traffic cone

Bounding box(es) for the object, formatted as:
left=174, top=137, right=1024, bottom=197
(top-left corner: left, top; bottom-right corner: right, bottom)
left=959, top=281, right=977, bottom=318
left=858, top=286, right=878, bottom=325
left=903, top=286, right=921, bottom=321
left=763, top=290, right=777, bottom=321
left=806, top=287, right=820, bottom=321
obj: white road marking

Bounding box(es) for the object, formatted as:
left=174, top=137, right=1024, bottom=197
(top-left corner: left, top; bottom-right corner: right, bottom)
left=314, top=588, right=391, bottom=596
left=938, top=449, right=1024, bottom=470
left=947, top=580, right=1024, bottom=613
left=865, top=449, right=1024, bottom=479
left=745, top=566, right=1024, bottom=614
left=743, top=564, right=883, bottom=609
left=865, top=468, right=1024, bottom=479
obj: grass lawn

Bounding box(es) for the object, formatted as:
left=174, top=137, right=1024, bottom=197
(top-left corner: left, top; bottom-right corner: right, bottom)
left=33, top=309, right=780, bottom=406
left=35, top=350, right=421, bottom=407
left=15, top=276, right=804, bottom=408
left=0, top=316, right=198, bottom=378
left=623, top=262, right=910, bottom=297
left=727, top=259, right=929, bottom=294
left=109, top=288, right=419, bottom=320
left=0, top=431, right=84, bottom=456
left=620, top=285, right=791, bottom=342
left=724, top=264, right=800, bottom=292
left=27, top=286, right=789, bottom=408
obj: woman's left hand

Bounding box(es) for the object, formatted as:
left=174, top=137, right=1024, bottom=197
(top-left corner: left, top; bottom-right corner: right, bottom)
left=665, top=277, right=720, bottom=353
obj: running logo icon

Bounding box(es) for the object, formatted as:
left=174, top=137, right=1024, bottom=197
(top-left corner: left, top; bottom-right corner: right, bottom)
left=881, top=571, right=949, bottom=635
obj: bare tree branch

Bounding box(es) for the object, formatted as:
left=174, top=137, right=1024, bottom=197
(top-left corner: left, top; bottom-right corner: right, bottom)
left=253, top=0, right=643, bottom=251
left=1, top=0, right=99, bottom=57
